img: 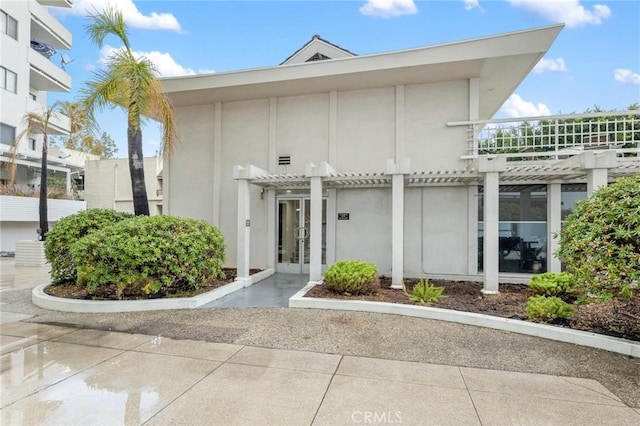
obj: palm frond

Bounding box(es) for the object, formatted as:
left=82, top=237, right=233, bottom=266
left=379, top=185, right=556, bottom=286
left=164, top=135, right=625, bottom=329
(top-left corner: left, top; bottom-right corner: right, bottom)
left=84, top=5, right=130, bottom=51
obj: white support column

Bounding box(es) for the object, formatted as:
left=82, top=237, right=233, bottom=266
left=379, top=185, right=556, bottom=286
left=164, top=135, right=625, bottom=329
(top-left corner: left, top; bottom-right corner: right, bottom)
left=587, top=168, right=608, bottom=197
left=482, top=171, right=499, bottom=294
left=212, top=102, right=222, bottom=226
left=477, top=156, right=506, bottom=295
left=236, top=178, right=251, bottom=280
left=66, top=170, right=71, bottom=196
left=572, top=151, right=615, bottom=197
left=306, top=161, right=337, bottom=281
left=310, top=176, right=323, bottom=281
left=547, top=183, right=562, bottom=273
left=391, top=173, right=405, bottom=289
left=386, top=158, right=409, bottom=289
left=267, top=190, right=276, bottom=269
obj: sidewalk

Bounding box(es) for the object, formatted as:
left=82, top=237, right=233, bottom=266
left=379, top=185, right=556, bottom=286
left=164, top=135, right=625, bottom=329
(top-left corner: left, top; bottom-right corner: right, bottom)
left=1, top=258, right=640, bottom=424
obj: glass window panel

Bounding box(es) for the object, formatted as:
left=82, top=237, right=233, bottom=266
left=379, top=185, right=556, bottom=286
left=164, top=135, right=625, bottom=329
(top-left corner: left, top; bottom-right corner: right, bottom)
left=7, top=14, right=17, bottom=39
left=478, top=184, right=548, bottom=274
left=1, top=123, right=16, bottom=145
left=561, top=184, right=587, bottom=220
left=5, top=68, right=16, bottom=93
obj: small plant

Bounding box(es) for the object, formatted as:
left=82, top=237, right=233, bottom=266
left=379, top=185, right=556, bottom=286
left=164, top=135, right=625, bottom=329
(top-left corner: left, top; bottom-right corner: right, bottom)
left=526, top=295, right=574, bottom=321
left=402, top=279, right=446, bottom=304
left=324, top=260, right=378, bottom=295
left=529, top=272, right=576, bottom=296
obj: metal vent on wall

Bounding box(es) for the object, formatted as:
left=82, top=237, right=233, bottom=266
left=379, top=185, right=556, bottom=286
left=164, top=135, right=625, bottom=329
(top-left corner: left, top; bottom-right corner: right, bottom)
left=278, top=155, right=291, bottom=165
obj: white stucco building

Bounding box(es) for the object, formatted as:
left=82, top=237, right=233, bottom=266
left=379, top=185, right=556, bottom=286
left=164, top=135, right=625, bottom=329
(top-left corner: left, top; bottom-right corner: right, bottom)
left=161, top=27, right=640, bottom=292
left=84, top=156, right=164, bottom=216
left=0, top=0, right=85, bottom=252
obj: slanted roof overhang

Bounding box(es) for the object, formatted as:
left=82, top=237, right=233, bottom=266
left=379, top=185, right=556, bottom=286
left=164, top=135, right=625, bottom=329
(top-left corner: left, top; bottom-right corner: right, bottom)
left=162, top=25, right=563, bottom=120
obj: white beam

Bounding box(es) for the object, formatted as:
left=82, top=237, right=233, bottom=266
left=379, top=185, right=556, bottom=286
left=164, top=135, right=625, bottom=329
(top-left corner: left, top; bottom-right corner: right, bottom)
left=391, top=173, right=405, bottom=289
left=310, top=176, right=323, bottom=281
left=547, top=183, right=562, bottom=272
left=482, top=171, right=499, bottom=294
left=236, top=178, right=251, bottom=280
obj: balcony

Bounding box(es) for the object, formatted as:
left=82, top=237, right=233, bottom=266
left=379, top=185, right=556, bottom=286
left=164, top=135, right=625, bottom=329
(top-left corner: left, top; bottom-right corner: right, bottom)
left=27, top=98, right=70, bottom=135
left=449, top=110, right=640, bottom=161
left=29, top=47, right=71, bottom=92
left=30, top=0, right=72, bottom=50
left=38, top=1, right=73, bottom=8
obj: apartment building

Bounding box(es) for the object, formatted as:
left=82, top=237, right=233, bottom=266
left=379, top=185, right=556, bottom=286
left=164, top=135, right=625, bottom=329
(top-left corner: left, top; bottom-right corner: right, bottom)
left=0, top=0, right=85, bottom=252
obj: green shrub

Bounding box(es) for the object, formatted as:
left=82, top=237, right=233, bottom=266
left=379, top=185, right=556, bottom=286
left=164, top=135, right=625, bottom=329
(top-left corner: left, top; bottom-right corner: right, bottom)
left=526, top=296, right=574, bottom=321
left=529, top=272, right=576, bottom=296
left=45, top=209, right=134, bottom=283
left=557, top=174, right=640, bottom=300
left=71, top=215, right=226, bottom=298
left=402, top=279, right=447, bottom=304
left=324, top=260, right=378, bottom=295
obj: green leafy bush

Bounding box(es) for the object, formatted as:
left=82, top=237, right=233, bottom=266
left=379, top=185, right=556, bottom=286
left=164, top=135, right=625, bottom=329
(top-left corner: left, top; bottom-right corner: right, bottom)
left=71, top=215, right=226, bottom=298
left=529, top=272, right=576, bottom=296
left=45, top=209, right=134, bottom=283
left=324, top=260, right=378, bottom=295
left=557, top=174, right=640, bottom=300
left=402, top=279, right=447, bottom=304
left=526, top=296, right=574, bottom=321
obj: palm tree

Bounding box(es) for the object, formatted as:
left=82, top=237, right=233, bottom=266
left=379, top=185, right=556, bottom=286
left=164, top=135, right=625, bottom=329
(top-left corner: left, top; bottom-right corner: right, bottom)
left=80, top=7, right=177, bottom=215
left=8, top=102, right=61, bottom=240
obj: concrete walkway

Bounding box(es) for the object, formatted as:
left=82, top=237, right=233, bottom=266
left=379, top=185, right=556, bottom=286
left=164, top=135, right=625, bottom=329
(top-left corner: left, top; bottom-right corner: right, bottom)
left=199, top=273, right=308, bottom=308
left=1, top=258, right=640, bottom=424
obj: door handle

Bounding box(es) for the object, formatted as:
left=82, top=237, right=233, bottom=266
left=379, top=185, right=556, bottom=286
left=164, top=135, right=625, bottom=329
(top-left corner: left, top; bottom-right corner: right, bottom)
left=294, top=227, right=308, bottom=240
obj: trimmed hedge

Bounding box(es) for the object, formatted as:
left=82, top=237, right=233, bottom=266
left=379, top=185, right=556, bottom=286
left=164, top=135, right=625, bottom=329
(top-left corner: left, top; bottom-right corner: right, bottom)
left=45, top=209, right=134, bottom=283
left=71, top=215, right=226, bottom=298
left=557, top=174, right=640, bottom=300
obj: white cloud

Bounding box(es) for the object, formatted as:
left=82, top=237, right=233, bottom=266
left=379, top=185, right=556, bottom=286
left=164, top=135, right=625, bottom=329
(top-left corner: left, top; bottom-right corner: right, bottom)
left=99, top=45, right=213, bottom=77
left=507, top=0, right=611, bottom=28
left=463, top=0, right=479, bottom=11
left=500, top=94, right=551, bottom=118
left=59, top=0, right=181, bottom=32
left=613, top=69, right=640, bottom=85
left=533, top=57, right=568, bottom=74
left=360, top=0, right=418, bottom=18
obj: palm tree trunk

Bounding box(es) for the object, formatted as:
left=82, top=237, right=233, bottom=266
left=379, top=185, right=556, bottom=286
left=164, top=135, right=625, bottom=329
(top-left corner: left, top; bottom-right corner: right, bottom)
left=39, top=134, right=49, bottom=240
left=128, top=115, right=149, bottom=216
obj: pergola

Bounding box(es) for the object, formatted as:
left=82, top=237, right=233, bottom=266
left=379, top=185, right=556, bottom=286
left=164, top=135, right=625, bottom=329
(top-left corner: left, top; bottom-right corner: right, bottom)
left=234, top=151, right=640, bottom=293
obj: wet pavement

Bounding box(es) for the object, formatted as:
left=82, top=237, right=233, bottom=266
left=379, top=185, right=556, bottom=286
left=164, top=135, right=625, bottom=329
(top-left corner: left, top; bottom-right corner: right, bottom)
left=1, top=258, right=640, bottom=424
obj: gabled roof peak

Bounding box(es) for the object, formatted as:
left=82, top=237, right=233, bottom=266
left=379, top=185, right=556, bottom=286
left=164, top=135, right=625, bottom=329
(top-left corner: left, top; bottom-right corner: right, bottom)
left=280, top=35, right=356, bottom=65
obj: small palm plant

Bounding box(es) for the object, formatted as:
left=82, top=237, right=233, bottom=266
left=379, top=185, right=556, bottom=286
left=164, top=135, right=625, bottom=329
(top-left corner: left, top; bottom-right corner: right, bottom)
left=8, top=102, right=62, bottom=241
left=402, top=279, right=447, bottom=304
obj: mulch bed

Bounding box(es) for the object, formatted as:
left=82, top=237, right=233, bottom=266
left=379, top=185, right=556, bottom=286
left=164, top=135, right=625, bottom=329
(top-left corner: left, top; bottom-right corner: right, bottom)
left=305, top=278, right=640, bottom=342
left=44, top=268, right=262, bottom=301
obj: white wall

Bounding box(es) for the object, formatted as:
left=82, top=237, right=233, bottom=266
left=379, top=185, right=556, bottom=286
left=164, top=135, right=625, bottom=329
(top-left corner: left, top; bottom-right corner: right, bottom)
left=168, top=79, right=471, bottom=273
left=84, top=157, right=162, bottom=215
left=334, top=188, right=392, bottom=274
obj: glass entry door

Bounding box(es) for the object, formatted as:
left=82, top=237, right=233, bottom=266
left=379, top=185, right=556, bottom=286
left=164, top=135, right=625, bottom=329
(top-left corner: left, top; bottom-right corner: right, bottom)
left=277, top=197, right=326, bottom=274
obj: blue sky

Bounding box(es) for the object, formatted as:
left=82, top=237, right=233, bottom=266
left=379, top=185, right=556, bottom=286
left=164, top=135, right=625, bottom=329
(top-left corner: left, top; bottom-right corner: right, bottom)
left=48, top=0, right=640, bottom=158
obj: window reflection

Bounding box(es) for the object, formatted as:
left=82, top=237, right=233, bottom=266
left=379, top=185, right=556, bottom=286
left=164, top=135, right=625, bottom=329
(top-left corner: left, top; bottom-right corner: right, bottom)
left=478, top=185, right=547, bottom=274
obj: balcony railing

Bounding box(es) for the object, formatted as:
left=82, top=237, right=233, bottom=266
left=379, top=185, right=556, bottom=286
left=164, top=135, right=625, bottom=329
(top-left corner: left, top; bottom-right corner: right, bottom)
left=449, top=110, right=640, bottom=161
